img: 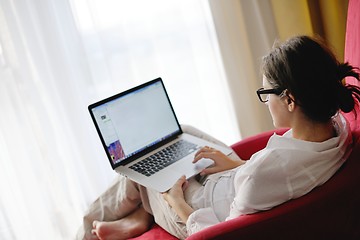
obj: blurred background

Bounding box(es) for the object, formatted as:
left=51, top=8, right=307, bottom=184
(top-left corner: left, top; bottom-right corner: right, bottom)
left=0, top=0, right=348, bottom=238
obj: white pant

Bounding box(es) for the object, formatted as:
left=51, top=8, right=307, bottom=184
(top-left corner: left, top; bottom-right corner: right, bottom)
left=77, top=125, right=239, bottom=240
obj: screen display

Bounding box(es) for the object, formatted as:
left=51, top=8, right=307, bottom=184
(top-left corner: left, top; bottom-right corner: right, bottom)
left=90, top=79, right=180, bottom=165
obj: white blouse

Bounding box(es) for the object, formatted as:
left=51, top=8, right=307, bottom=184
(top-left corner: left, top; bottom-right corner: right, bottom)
left=186, top=114, right=353, bottom=235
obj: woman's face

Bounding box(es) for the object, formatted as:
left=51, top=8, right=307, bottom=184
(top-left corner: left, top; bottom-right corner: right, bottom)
left=262, top=76, right=291, bottom=128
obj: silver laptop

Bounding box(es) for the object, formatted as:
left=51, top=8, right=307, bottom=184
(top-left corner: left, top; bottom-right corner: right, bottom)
left=88, top=78, right=232, bottom=192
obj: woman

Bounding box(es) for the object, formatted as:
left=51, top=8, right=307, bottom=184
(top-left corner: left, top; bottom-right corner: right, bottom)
left=78, top=35, right=360, bottom=240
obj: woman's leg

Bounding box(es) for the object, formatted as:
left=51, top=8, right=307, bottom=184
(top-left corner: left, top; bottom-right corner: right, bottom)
left=181, top=124, right=227, bottom=146
left=91, top=205, right=153, bottom=240
left=77, top=175, right=150, bottom=240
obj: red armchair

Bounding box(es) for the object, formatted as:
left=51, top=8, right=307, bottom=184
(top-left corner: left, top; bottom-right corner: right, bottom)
left=132, top=127, right=360, bottom=240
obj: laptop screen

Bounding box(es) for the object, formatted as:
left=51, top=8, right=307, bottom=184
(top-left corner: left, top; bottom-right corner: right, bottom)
left=89, top=78, right=182, bottom=168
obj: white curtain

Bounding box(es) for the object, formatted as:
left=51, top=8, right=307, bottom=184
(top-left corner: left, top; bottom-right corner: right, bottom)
left=208, top=0, right=278, bottom=137
left=0, top=0, right=240, bottom=239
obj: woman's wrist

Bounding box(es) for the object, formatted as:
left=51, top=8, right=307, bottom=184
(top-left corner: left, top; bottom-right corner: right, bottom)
left=171, top=199, right=194, bottom=223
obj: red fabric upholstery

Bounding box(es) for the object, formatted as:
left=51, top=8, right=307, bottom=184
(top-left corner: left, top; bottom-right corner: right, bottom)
left=134, top=1, right=360, bottom=239
left=130, top=224, right=177, bottom=240
left=344, top=0, right=360, bottom=82
left=343, top=0, right=360, bottom=132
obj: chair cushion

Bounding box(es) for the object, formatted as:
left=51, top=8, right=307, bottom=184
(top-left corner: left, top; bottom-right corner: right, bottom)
left=130, top=224, right=176, bottom=240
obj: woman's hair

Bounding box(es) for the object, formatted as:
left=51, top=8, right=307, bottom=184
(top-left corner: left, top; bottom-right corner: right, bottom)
left=262, top=35, right=360, bottom=123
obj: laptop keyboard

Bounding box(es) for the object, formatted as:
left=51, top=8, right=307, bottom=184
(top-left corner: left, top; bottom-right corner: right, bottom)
left=130, top=140, right=198, bottom=177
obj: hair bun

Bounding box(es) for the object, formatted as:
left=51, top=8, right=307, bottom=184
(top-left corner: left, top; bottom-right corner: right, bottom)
left=337, top=63, right=359, bottom=80
left=338, top=86, right=354, bottom=113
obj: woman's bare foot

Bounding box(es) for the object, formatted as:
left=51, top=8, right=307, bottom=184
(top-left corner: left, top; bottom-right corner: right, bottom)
left=91, top=206, right=153, bottom=240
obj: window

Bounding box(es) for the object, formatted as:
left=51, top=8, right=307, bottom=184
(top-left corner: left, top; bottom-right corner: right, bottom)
left=70, top=0, right=240, bottom=144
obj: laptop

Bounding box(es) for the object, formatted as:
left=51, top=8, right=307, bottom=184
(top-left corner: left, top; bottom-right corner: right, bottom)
left=88, top=78, right=232, bottom=192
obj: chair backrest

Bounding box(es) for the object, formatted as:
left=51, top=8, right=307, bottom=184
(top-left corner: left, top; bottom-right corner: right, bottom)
left=343, top=0, right=360, bottom=132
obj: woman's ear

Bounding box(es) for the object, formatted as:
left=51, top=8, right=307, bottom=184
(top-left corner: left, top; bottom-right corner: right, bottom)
left=286, top=93, right=296, bottom=112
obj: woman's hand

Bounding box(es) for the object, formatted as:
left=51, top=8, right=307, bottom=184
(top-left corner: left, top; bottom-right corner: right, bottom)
left=162, top=176, right=194, bottom=223
left=193, top=146, right=244, bottom=175
left=162, top=175, right=188, bottom=207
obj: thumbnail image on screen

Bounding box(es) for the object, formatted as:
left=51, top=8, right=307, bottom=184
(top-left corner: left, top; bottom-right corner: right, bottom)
left=107, top=140, right=125, bottom=164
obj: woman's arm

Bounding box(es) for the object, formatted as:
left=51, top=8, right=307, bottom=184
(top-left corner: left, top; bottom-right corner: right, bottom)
left=162, top=176, right=194, bottom=223
left=193, top=146, right=245, bottom=175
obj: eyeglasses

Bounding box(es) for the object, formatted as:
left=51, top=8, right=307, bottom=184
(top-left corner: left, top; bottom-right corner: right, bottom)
left=256, top=87, right=284, bottom=103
